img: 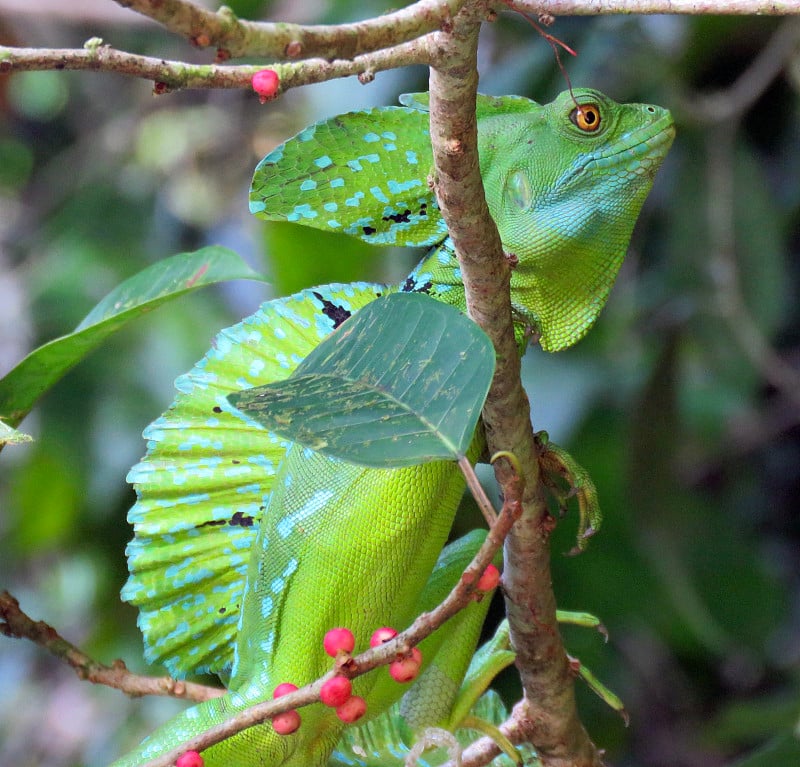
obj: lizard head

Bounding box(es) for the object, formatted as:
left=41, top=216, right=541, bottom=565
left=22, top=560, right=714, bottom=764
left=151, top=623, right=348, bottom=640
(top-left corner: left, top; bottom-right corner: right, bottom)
left=481, top=88, right=675, bottom=352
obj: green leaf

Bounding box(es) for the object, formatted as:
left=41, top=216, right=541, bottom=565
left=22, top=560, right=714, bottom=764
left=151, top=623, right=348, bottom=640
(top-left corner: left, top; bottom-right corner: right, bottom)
left=0, top=420, right=32, bottom=446
left=229, top=292, right=494, bottom=467
left=0, top=246, right=265, bottom=428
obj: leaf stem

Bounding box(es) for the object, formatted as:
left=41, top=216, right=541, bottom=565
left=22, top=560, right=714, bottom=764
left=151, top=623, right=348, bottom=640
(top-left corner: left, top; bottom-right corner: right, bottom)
left=458, top=454, right=497, bottom=526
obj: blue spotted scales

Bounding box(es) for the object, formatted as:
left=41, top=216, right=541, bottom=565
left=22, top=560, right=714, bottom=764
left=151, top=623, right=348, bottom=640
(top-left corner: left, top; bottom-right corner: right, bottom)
left=114, top=89, right=674, bottom=767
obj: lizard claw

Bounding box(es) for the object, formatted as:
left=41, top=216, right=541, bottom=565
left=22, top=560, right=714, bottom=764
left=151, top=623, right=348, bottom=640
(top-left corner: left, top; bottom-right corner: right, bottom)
left=405, top=727, right=462, bottom=767
left=534, top=432, right=602, bottom=552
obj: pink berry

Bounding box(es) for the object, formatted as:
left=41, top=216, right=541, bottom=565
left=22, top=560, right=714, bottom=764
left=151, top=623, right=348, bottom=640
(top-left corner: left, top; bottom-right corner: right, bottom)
left=323, top=627, right=355, bottom=657
left=273, top=682, right=298, bottom=698
left=336, top=695, right=367, bottom=723
left=320, top=676, right=352, bottom=707
left=389, top=647, right=422, bottom=682
left=370, top=627, right=398, bottom=647
left=476, top=564, right=501, bottom=592
left=272, top=709, right=301, bottom=735
left=252, top=69, right=280, bottom=103
left=176, top=751, right=204, bottom=767
left=389, top=659, right=418, bottom=683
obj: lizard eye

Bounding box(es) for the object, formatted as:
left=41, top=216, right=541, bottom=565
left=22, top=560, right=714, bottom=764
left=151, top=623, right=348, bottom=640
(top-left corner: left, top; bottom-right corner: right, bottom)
left=570, top=104, right=602, bottom=132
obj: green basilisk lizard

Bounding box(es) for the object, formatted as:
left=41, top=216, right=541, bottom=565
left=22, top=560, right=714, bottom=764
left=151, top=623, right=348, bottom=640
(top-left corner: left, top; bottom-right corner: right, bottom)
left=113, top=89, right=674, bottom=767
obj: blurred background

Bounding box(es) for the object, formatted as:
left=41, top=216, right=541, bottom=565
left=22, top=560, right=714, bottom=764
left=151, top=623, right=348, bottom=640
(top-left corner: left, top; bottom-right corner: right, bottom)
left=0, top=2, right=798, bottom=765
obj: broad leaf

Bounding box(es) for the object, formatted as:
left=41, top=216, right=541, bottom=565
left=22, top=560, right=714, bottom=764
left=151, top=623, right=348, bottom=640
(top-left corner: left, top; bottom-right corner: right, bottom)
left=229, top=292, right=494, bottom=467
left=0, top=246, right=265, bottom=428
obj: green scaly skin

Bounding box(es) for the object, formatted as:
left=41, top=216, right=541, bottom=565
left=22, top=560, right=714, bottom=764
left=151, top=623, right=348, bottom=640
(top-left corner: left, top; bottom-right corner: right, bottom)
left=112, top=89, right=674, bottom=767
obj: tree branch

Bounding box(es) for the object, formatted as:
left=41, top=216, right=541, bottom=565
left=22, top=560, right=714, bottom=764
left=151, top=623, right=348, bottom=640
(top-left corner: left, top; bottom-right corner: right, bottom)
left=0, top=591, right=223, bottom=702
left=0, top=37, right=431, bottom=92
left=510, top=0, right=800, bottom=14
left=424, top=5, right=599, bottom=767
left=458, top=701, right=536, bottom=767
left=113, top=0, right=466, bottom=60
left=1, top=1, right=797, bottom=96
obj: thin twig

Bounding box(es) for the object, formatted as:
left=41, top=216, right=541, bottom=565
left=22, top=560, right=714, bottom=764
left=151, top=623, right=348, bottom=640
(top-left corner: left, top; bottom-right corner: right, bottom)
left=2, top=490, right=518, bottom=767
left=113, top=0, right=466, bottom=60
left=0, top=37, right=431, bottom=93
left=0, top=591, right=223, bottom=702
left=510, top=0, right=800, bottom=14
left=459, top=454, right=498, bottom=526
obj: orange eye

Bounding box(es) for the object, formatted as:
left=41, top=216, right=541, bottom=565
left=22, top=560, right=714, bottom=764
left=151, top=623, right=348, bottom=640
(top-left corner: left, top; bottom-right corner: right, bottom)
left=570, top=104, right=601, bottom=132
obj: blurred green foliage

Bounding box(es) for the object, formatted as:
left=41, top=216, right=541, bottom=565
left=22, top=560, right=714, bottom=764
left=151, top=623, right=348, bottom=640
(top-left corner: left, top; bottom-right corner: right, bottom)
left=0, top=3, right=798, bottom=767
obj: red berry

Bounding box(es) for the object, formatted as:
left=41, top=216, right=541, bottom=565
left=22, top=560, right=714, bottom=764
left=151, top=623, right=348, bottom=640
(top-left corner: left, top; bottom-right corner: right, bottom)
left=336, top=695, right=367, bottom=723
left=272, top=709, right=301, bottom=735
left=476, top=564, right=501, bottom=592
left=320, top=676, right=352, bottom=707
left=323, top=627, right=355, bottom=657
left=369, top=627, right=398, bottom=647
left=390, top=647, right=422, bottom=683
left=252, top=69, right=280, bottom=103
left=390, top=658, right=420, bottom=683
left=273, top=682, right=298, bottom=698
left=176, top=751, right=204, bottom=767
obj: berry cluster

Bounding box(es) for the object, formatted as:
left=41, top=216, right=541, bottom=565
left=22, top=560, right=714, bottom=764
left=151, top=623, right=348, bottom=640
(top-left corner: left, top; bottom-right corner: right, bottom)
left=267, top=624, right=427, bottom=736
left=174, top=566, right=500, bottom=763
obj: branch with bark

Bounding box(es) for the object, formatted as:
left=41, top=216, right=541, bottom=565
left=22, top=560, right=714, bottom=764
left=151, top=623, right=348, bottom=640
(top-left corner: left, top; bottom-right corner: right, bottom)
left=424, top=6, right=600, bottom=765
left=0, top=38, right=431, bottom=94
left=0, top=590, right=224, bottom=702
left=0, top=0, right=797, bottom=96
left=113, top=0, right=464, bottom=60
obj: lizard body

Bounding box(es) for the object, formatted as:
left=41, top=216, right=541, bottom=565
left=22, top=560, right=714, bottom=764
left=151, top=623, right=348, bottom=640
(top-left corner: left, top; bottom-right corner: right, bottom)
left=113, top=89, right=674, bottom=767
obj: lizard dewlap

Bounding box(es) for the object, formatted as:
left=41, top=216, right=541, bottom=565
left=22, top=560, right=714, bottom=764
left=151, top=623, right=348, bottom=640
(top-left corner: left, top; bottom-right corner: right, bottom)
left=114, top=90, right=673, bottom=767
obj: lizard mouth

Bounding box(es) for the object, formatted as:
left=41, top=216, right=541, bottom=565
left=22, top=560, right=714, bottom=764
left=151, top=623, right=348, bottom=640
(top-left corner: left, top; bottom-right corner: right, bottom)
left=575, top=112, right=676, bottom=177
